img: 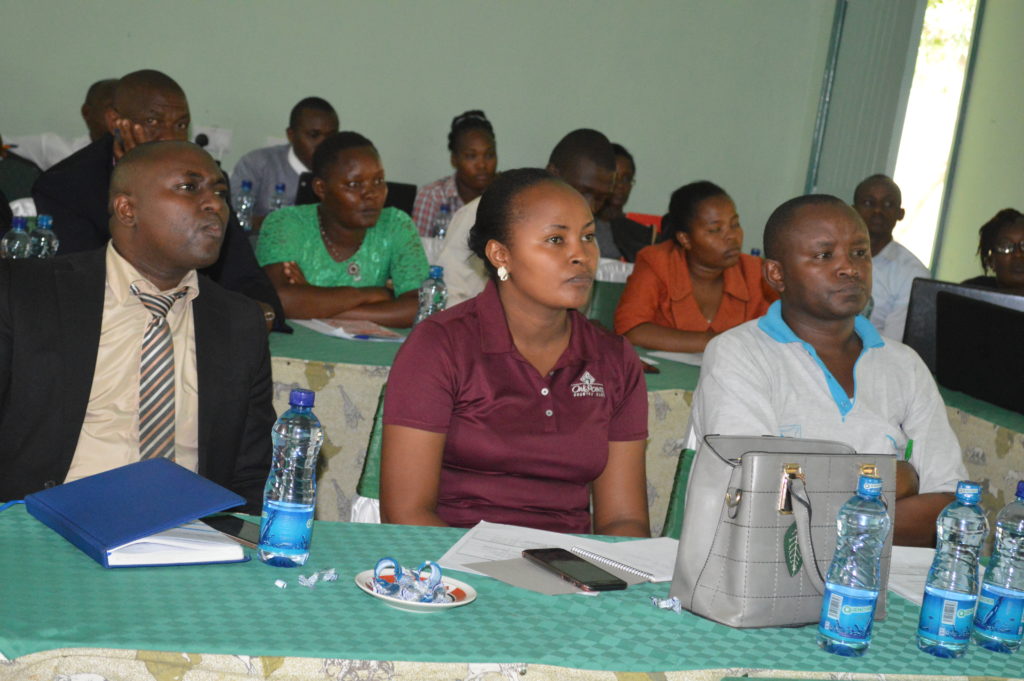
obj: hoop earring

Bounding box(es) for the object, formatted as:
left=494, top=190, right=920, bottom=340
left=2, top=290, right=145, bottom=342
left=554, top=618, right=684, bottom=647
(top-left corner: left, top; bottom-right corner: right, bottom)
left=497, top=266, right=509, bottom=282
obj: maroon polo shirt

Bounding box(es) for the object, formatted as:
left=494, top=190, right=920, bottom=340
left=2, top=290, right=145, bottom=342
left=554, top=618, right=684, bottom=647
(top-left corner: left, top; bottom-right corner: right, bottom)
left=384, top=280, right=648, bottom=533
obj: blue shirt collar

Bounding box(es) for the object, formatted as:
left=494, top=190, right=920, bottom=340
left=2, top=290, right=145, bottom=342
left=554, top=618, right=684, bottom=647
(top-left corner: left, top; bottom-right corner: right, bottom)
left=757, top=301, right=884, bottom=417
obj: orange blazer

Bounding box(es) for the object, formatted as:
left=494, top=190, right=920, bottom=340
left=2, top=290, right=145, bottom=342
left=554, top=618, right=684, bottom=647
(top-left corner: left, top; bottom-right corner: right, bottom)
left=614, top=240, right=777, bottom=335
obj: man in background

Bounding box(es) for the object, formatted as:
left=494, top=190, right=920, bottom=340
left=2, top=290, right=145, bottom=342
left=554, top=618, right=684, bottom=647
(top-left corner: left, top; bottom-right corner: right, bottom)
left=32, top=69, right=283, bottom=327
left=3, top=79, right=119, bottom=170
left=852, top=174, right=929, bottom=339
left=1, top=141, right=273, bottom=511
left=80, top=78, right=119, bottom=144
left=437, top=128, right=617, bottom=304
left=230, top=97, right=339, bottom=229
left=595, top=143, right=653, bottom=262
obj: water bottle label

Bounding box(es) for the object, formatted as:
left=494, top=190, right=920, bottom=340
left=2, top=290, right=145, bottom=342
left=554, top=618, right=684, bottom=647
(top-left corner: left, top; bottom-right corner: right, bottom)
left=974, top=583, right=1024, bottom=643
left=918, top=587, right=977, bottom=643
left=818, top=584, right=878, bottom=643
left=259, top=501, right=314, bottom=556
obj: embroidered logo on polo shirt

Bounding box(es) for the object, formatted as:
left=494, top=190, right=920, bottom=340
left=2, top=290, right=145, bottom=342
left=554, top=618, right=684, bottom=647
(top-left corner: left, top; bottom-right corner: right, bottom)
left=571, top=371, right=605, bottom=398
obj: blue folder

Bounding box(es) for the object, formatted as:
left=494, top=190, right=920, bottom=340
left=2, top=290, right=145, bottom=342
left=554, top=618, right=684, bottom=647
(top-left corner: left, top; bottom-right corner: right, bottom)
left=25, top=459, right=247, bottom=567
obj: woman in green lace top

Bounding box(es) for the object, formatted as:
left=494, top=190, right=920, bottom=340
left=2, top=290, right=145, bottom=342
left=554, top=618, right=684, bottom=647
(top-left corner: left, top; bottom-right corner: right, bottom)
left=256, top=131, right=429, bottom=326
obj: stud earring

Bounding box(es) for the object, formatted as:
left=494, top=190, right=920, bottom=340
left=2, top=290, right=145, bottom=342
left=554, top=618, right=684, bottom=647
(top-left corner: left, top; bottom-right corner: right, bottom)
left=497, top=266, right=509, bottom=282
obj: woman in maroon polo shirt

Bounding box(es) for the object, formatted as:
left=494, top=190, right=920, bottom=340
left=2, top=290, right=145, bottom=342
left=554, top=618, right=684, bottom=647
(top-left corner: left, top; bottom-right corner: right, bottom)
left=380, top=168, right=651, bottom=536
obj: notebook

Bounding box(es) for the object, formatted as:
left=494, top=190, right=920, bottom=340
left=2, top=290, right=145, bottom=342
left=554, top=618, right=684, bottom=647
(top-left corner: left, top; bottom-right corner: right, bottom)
left=25, top=458, right=248, bottom=568
left=568, top=537, right=677, bottom=582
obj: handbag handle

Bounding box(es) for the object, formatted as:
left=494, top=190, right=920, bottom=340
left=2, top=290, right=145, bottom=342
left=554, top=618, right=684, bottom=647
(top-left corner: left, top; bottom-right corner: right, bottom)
left=703, top=434, right=739, bottom=467
left=789, top=477, right=825, bottom=593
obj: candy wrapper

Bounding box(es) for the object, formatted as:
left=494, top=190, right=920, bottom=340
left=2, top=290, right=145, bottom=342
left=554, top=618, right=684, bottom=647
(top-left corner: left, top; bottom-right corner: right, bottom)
left=651, top=595, right=683, bottom=613
left=372, top=557, right=453, bottom=604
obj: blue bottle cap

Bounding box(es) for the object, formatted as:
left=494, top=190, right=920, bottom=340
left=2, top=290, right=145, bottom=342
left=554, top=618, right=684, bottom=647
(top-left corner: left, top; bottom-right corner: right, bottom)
left=11, top=216, right=27, bottom=230
left=288, top=388, right=315, bottom=407
left=955, top=480, right=982, bottom=504
left=429, top=265, right=443, bottom=279
left=36, top=214, right=53, bottom=229
left=1016, top=480, right=1024, bottom=501
left=857, top=475, right=883, bottom=498
left=242, top=180, right=253, bottom=190
left=275, top=183, right=286, bottom=192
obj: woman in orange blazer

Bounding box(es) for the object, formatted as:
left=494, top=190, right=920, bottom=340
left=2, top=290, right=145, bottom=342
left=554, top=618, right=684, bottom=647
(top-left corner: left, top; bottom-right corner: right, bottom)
left=614, top=181, right=777, bottom=352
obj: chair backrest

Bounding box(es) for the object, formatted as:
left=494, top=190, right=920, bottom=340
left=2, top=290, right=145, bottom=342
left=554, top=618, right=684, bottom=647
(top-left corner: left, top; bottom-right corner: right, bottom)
left=587, top=280, right=626, bottom=329
left=295, top=177, right=417, bottom=218
left=355, top=384, right=387, bottom=500
left=626, top=212, right=663, bottom=239
left=384, top=182, right=417, bottom=216
left=661, top=448, right=696, bottom=539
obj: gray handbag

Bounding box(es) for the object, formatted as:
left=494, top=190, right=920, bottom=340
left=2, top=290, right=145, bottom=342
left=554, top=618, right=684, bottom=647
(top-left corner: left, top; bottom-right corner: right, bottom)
left=669, top=435, right=896, bottom=628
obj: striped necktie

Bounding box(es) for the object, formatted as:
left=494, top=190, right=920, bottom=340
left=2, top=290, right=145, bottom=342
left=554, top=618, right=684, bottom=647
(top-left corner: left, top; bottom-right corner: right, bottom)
left=131, top=284, right=189, bottom=461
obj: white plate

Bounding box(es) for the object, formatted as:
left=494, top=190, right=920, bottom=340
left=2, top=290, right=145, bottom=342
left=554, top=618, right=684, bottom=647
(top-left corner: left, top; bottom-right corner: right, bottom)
left=354, top=569, right=477, bottom=613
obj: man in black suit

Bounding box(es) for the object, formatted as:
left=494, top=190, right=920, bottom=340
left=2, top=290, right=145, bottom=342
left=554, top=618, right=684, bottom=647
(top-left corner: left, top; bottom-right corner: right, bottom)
left=32, top=69, right=285, bottom=329
left=1, top=141, right=273, bottom=511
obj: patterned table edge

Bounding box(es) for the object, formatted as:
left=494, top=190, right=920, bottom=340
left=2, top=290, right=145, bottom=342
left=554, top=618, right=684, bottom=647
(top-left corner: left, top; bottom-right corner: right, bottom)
left=2, top=648, right=1020, bottom=681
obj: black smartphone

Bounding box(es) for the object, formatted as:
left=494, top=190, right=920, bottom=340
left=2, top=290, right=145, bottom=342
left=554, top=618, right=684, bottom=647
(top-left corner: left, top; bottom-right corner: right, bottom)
left=201, top=515, right=261, bottom=549
left=522, top=547, right=628, bottom=592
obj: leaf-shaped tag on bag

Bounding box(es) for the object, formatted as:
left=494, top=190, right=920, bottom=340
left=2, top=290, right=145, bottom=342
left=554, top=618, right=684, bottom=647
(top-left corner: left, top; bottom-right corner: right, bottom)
left=784, top=520, right=803, bottom=576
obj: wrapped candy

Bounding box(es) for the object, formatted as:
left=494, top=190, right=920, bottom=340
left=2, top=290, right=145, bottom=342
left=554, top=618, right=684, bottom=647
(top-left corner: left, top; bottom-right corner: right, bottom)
left=372, top=557, right=452, bottom=604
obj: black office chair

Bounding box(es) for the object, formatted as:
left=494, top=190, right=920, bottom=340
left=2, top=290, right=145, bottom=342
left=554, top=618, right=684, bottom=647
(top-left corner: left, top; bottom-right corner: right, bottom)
left=295, top=173, right=417, bottom=217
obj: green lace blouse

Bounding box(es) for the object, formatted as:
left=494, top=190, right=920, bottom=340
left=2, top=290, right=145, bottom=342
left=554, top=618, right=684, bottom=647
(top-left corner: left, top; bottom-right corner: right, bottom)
left=256, top=204, right=429, bottom=296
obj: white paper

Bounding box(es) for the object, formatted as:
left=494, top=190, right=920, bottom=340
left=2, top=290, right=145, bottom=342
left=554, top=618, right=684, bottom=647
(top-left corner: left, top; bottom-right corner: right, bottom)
left=887, top=546, right=934, bottom=605
left=292, top=318, right=404, bottom=342
left=438, top=520, right=678, bottom=582
left=107, top=520, right=244, bottom=566
left=886, top=546, right=987, bottom=606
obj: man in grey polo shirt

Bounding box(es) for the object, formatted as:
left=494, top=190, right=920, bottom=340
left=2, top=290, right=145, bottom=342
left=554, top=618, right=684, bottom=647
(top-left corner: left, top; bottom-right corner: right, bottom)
left=230, top=97, right=339, bottom=228
left=687, top=194, right=966, bottom=546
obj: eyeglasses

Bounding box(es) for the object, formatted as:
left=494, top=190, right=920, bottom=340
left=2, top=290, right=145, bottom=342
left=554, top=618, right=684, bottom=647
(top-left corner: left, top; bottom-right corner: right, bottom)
left=991, top=241, right=1024, bottom=256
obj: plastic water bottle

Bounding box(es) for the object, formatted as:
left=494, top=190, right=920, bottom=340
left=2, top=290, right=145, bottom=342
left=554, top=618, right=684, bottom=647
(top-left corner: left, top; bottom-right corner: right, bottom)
left=258, top=389, right=324, bottom=567
left=1, top=217, right=32, bottom=259
left=973, top=480, right=1024, bottom=653
left=414, top=266, right=447, bottom=325
left=270, top=182, right=287, bottom=212
left=817, top=473, right=892, bottom=656
left=29, top=214, right=60, bottom=258
left=432, top=202, right=451, bottom=239
left=917, top=480, right=989, bottom=658
left=235, top=180, right=255, bottom=232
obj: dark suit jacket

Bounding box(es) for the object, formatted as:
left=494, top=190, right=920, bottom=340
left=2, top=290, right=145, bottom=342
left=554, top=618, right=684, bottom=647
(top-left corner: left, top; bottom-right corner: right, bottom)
left=31, top=135, right=287, bottom=329
left=0, top=249, right=275, bottom=511
left=611, top=215, right=655, bottom=263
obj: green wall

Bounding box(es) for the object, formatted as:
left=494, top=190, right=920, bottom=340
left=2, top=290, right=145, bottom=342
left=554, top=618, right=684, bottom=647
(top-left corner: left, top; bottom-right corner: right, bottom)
left=0, top=0, right=833, bottom=248
left=935, top=0, right=1024, bottom=282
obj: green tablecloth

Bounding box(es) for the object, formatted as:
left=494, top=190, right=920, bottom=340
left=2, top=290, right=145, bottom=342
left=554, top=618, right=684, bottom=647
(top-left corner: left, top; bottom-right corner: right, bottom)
left=271, top=325, right=702, bottom=393
left=271, top=326, right=1022, bottom=429
left=2, top=506, right=1021, bottom=677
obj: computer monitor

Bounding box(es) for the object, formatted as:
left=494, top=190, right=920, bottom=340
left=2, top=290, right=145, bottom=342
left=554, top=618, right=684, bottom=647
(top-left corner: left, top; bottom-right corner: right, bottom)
left=903, top=278, right=1024, bottom=373
left=935, top=292, right=1024, bottom=413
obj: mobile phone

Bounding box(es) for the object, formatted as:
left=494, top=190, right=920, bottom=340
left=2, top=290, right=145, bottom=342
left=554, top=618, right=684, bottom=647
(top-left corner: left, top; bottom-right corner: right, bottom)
left=201, top=515, right=261, bottom=549
left=522, top=547, right=628, bottom=592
